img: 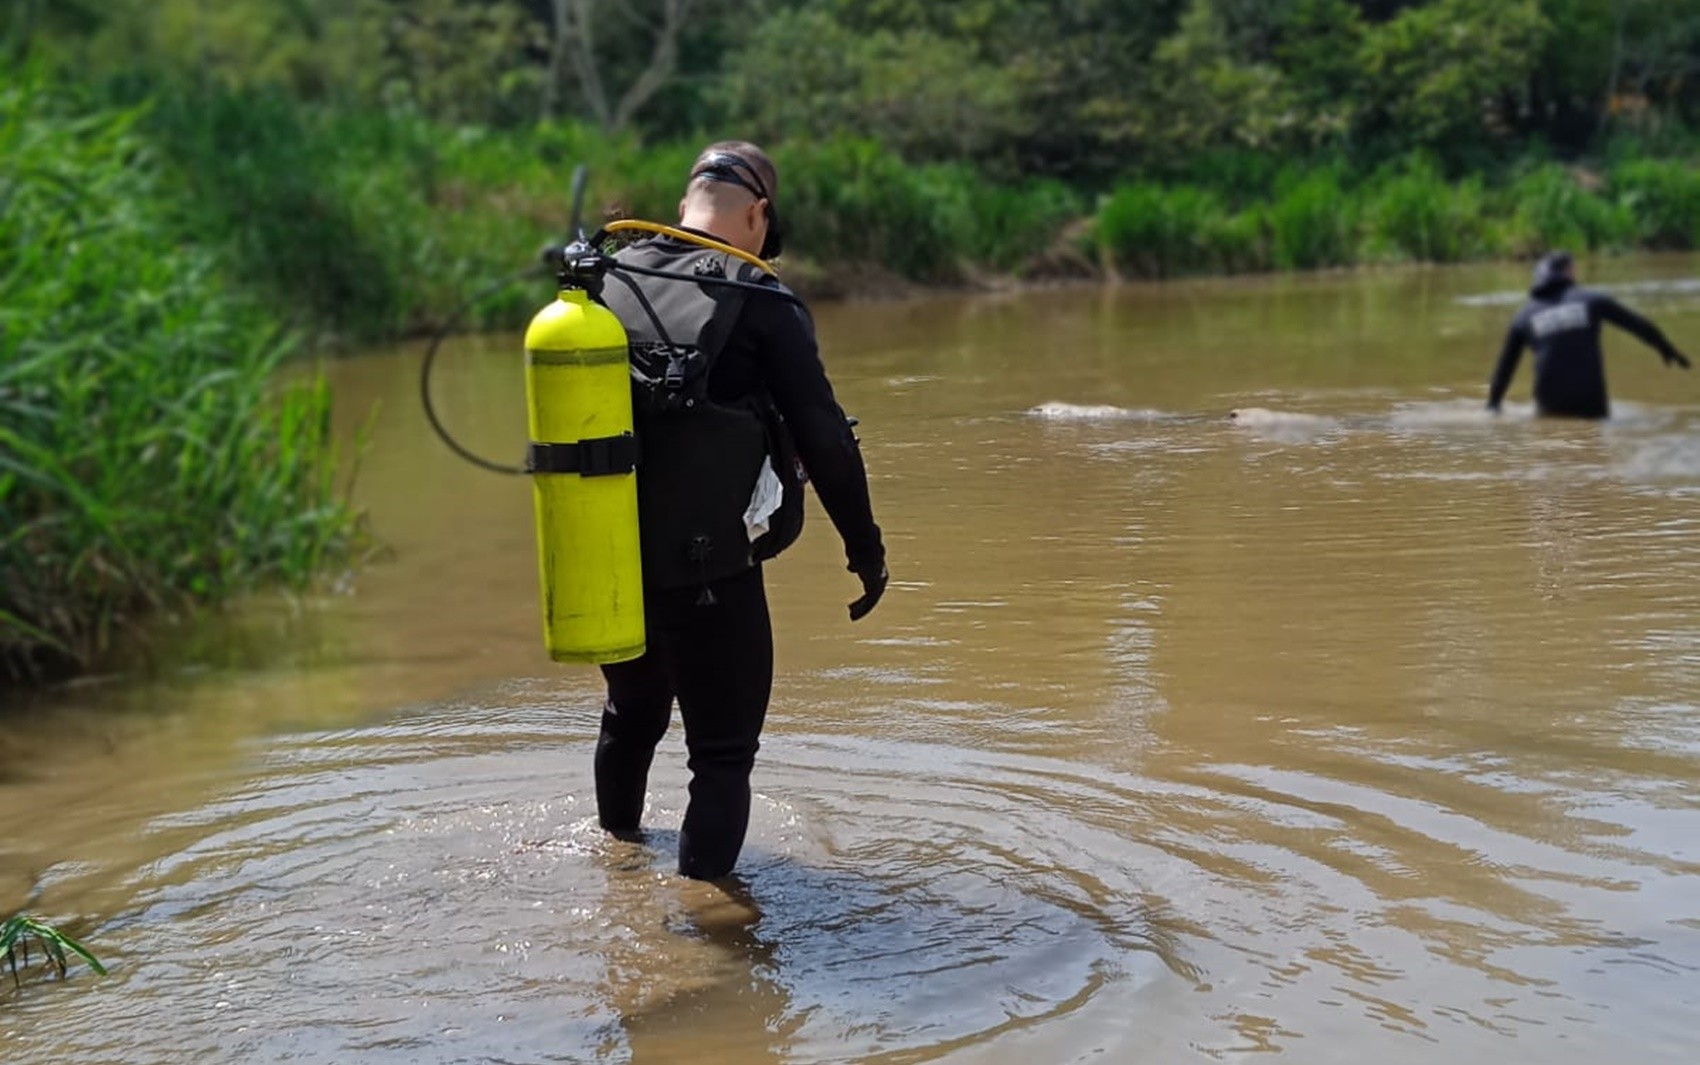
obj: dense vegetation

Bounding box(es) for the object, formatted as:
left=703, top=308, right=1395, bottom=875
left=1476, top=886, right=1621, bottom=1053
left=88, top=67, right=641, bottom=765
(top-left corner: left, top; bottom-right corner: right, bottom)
left=15, top=0, right=1700, bottom=174
left=4, top=0, right=1700, bottom=682
left=0, top=80, right=361, bottom=682
left=10, top=0, right=1700, bottom=332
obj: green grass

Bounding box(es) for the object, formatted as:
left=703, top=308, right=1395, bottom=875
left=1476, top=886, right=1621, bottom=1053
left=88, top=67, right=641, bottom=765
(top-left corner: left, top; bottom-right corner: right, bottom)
left=1506, top=163, right=1634, bottom=256
left=0, top=76, right=362, bottom=682
left=1268, top=168, right=1357, bottom=271
left=3, top=914, right=107, bottom=987
left=1094, top=183, right=1247, bottom=278
left=1612, top=158, right=1700, bottom=250
left=1364, top=157, right=1488, bottom=263
left=1091, top=152, right=1692, bottom=276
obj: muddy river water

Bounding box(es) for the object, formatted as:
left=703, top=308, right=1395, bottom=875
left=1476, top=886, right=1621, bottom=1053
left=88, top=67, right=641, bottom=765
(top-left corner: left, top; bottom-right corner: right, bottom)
left=5, top=256, right=1700, bottom=1063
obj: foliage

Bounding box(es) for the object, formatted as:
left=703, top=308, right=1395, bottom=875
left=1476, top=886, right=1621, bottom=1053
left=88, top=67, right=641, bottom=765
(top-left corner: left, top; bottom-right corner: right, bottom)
left=774, top=140, right=1081, bottom=281
left=1356, top=0, right=1549, bottom=154
left=1365, top=157, right=1488, bottom=261
left=1611, top=159, right=1700, bottom=249
left=3, top=914, right=107, bottom=988
left=144, top=87, right=406, bottom=344
left=1090, top=151, right=1687, bottom=278
left=15, top=0, right=1700, bottom=173
left=1094, top=184, right=1255, bottom=278
left=1506, top=163, right=1634, bottom=254
left=0, top=77, right=362, bottom=680
left=1276, top=0, right=1366, bottom=128
left=132, top=83, right=1088, bottom=330
left=9, top=1, right=1700, bottom=690
left=1268, top=168, right=1358, bottom=270
left=718, top=8, right=1027, bottom=164
left=1145, top=0, right=1302, bottom=156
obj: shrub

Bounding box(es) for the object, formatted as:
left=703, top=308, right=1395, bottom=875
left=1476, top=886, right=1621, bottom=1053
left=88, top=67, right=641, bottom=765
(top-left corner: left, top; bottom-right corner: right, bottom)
left=1268, top=168, right=1359, bottom=270
left=1611, top=158, right=1700, bottom=250
left=1094, top=182, right=1241, bottom=278
left=1366, top=157, right=1488, bottom=262
left=1506, top=163, right=1633, bottom=255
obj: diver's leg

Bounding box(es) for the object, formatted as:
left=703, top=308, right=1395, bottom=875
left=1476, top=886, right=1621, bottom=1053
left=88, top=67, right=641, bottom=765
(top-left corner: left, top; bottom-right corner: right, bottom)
left=1536, top=399, right=1610, bottom=419
left=669, top=565, right=774, bottom=880
left=1534, top=374, right=1610, bottom=419
left=596, top=650, right=675, bottom=835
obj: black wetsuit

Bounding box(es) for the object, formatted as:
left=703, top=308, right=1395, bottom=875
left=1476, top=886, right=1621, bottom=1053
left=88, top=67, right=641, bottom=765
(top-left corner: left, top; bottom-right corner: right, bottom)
left=594, top=235, right=883, bottom=880
left=1489, top=276, right=1685, bottom=418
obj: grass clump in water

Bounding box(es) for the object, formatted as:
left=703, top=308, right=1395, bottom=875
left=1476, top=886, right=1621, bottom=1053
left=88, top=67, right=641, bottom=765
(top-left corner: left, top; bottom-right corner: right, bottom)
left=2, top=914, right=107, bottom=988
left=0, top=77, right=363, bottom=682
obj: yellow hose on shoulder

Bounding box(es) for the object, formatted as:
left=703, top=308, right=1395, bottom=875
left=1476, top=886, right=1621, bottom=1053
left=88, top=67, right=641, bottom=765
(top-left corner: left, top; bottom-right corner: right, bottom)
left=602, top=219, right=777, bottom=276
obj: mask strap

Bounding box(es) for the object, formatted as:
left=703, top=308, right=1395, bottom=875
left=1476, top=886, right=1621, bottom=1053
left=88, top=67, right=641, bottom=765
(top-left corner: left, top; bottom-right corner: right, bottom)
left=694, top=155, right=773, bottom=206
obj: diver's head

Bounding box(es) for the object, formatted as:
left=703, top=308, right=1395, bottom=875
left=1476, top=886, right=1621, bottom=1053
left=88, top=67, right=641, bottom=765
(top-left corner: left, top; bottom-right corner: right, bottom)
left=679, top=141, right=784, bottom=260
left=1531, top=250, right=1575, bottom=294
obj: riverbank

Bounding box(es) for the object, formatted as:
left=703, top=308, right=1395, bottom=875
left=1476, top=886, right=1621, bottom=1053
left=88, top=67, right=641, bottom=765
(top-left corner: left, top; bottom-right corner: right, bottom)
left=134, top=87, right=1086, bottom=344
left=133, top=87, right=1700, bottom=334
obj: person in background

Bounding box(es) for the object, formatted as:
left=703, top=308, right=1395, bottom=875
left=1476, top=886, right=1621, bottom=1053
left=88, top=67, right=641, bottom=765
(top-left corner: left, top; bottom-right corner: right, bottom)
left=1488, top=251, right=1690, bottom=418
left=592, top=141, right=888, bottom=880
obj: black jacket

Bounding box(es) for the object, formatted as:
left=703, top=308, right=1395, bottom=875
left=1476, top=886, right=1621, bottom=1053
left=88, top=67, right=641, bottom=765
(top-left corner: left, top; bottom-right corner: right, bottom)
left=705, top=256, right=885, bottom=574
left=1489, top=277, right=1683, bottom=418
left=602, top=235, right=884, bottom=586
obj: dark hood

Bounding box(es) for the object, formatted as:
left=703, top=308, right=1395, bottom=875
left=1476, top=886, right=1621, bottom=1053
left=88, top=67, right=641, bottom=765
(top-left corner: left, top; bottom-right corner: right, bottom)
left=1530, top=254, right=1575, bottom=298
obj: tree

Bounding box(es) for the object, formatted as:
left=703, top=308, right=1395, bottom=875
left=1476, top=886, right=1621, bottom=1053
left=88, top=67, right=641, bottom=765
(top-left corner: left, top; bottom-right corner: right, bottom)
left=1357, top=0, right=1550, bottom=155
left=1142, top=0, right=1300, bottom=155
left=717, top=7, right=1026, bottom=161
left=539, top=0, right=717, bottom=131
left=1277, top=0, right=1367, bottom=113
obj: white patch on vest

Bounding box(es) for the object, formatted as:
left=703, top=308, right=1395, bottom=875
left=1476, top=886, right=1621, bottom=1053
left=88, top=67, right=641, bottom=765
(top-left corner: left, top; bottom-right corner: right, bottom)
left=1530, top=302, right=1589, bottom=339
left=744, top=458, right=784, bottom=541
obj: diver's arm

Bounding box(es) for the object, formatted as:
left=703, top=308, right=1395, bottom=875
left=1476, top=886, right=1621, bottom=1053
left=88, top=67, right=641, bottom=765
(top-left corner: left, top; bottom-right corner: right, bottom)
left=745, top=293, right=885, bottom=573
left=1487, top=324, right=1527, bottom=410
left=1597, top=296, right=1691, bottom=368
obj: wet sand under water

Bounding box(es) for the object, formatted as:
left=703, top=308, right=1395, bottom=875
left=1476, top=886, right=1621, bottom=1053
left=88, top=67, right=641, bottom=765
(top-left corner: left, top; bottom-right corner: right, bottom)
left=4, top=256, right=1700, bottom=1062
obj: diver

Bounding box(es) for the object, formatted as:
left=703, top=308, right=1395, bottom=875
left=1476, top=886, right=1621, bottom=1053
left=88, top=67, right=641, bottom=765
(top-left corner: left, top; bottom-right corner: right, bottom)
left=1488, top=251, right=1690, bottom=418
left=591, top=141, right=888, bottom=880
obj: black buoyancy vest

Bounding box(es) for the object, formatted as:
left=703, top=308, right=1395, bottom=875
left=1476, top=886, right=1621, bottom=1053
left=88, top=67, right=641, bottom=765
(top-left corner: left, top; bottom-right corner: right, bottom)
left=599, top=239, right=804, bottom=591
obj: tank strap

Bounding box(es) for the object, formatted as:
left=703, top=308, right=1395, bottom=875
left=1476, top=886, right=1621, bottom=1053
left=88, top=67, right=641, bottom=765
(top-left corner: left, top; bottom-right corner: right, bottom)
left=527, top=433, right=640, bottom=477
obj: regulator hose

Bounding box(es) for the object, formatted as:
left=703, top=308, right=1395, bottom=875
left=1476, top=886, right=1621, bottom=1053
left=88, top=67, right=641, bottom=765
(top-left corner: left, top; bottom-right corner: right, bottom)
left=418, top=263, right=547, bottom=476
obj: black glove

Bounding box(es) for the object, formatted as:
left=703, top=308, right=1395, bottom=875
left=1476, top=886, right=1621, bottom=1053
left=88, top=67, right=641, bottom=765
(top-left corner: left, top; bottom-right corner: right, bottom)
left=1665, top=350, right=1692, bottom=369
left=847, top=561, right=888, bottom=621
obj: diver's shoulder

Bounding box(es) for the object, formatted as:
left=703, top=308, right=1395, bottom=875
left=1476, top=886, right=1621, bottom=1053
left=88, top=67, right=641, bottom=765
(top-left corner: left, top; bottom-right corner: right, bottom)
left=737, top=265, right=808, bottom=309
left=731, top=260, right=788, bottom=288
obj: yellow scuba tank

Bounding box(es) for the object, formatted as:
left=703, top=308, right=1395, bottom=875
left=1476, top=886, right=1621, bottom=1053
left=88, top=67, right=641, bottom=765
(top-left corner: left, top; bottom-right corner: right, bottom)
left=523, top=288, right=645, bottom=664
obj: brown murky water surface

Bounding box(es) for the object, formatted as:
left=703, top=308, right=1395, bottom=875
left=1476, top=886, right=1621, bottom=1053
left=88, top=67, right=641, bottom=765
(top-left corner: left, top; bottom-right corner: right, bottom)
left=6, top=256, right=1700, bottom=1063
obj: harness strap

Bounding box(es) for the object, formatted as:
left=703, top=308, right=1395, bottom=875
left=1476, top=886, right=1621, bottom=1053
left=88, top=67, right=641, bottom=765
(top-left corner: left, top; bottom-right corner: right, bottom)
left=527, top=433, right=640, bottom=477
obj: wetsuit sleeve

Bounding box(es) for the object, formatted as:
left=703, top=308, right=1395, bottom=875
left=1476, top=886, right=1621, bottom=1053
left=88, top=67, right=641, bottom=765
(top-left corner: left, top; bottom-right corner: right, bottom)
left=1488, top=321, right=1527, bottom=410
left=745, top=291, right=885, bottom=573
left=1596, top=296, right=1684, bottom=362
